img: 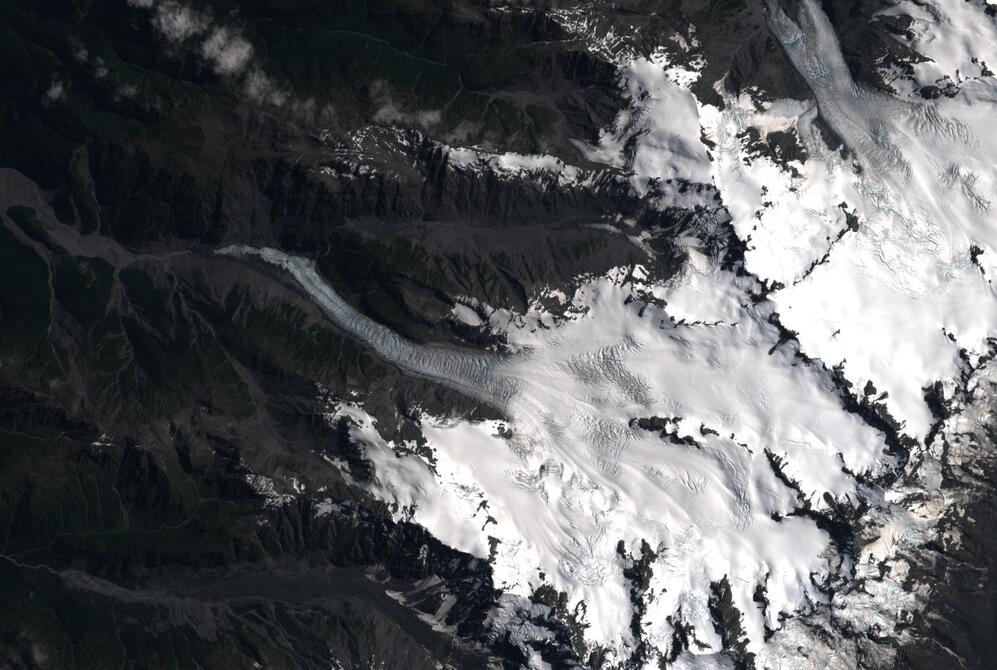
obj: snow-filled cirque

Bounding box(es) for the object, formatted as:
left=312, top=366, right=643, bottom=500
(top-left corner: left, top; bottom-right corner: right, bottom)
left=220, top=0, right=997, bottom=667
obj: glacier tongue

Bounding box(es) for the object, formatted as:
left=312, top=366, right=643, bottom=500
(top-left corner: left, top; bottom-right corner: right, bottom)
left=703, top=0, right=997, bottom=439
left=217, top=245, right=517, bottom=409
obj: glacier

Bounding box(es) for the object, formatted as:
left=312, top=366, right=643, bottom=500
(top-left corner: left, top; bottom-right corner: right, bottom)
left=219, top=240, right=885, bottom=662
left=221, top=0, right=997, bottom=665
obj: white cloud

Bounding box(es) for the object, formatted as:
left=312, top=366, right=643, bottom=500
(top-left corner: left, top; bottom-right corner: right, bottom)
left=244, top=67, right=288, bottom=106
left=201, top=27, right=253, bottom=75
left=127, top=0, right=324, bottom=115
left=128, top=1, right=250, bottom=76
left=371, top=79, right=441, bottom=129
left=153, top=1, right=209, bottom=42
left=45, top=80, right=64, bottom=102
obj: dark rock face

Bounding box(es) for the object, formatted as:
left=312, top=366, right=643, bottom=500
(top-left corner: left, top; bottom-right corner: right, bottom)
left=0, top=178, right=522, bottom=667
left=896, top=352, right=997, bottom=670
left=0, top=0, right=651, bottom=665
